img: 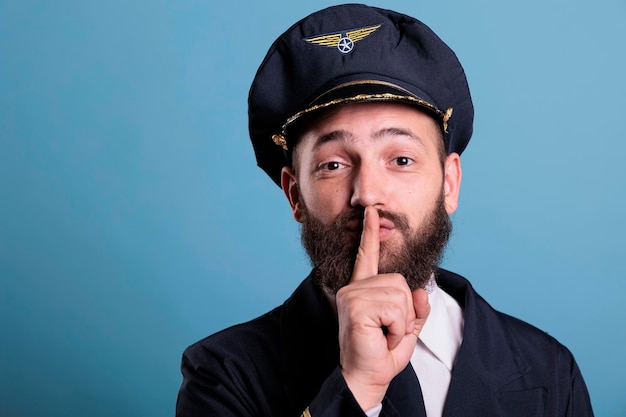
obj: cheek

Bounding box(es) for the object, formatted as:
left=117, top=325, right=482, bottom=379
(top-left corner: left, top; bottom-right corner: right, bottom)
left=304, top=185, right=349, bottom=222
left=400, top=181, right=443, bottom=219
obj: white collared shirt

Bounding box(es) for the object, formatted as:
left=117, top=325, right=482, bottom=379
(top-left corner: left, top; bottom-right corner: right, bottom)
left=411, top=279, right=464, bottom=416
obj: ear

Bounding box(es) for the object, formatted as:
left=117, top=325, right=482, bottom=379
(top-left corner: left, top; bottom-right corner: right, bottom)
left=443, top=152, right=462, bottom=215
left=281, top=166, right=303, bottom=222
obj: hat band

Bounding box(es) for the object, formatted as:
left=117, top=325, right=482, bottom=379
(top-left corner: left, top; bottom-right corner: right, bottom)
left=272, top=86, right=452, bottom=151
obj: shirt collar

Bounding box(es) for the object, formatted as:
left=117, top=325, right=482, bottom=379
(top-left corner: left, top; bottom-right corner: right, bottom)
left=418, top=276, right=464, bottom=371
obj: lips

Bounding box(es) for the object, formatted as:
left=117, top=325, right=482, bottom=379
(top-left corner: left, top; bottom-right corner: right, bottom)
left=345, top=219, right=363, bottom=234
left=378, top=218, right=396, bottom=241
left=344, top=217, right=396, bottom=240
left=378, top=218, right=396, bottom=231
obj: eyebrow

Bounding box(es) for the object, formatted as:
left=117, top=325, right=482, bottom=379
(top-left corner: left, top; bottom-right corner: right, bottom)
left=311, top=130, right=353, bottom=152
left=373, top=127, right=424, bottom=145
left=311, top=127, right=425, bottom=152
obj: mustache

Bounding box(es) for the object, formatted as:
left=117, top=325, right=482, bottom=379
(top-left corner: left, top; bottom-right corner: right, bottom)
left=334, top=207, right=411, bottom=232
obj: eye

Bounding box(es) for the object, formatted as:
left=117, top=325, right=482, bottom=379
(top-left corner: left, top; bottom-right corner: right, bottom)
left=393, top=156, right=414, bottom=166
left=319, top=161, right=346, bottom=171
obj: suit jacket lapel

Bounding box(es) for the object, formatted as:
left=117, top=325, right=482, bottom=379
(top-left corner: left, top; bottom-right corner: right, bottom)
left=386, top=364, right=427, bottom=417
left=437, top=269, right=532, bottom=416
left=279, top=275, right=340, bottom=415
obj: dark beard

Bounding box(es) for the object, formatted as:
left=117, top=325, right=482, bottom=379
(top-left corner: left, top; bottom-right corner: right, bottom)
left=300, top=193, right=452, bottom=294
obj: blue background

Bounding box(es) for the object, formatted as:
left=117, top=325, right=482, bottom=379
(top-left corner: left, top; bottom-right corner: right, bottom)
left=1, top=1, right=624, bottom=416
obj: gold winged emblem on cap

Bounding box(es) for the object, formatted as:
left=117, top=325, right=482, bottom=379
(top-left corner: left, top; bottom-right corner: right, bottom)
left=304, top=24, right=382, bottom=54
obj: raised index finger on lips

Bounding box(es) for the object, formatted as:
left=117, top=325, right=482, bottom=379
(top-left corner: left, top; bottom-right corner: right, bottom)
left=351, top=206, right=380, bottom=282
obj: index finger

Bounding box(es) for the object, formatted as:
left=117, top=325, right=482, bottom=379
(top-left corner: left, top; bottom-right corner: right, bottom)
left=351, top=206, right=380, bottom=282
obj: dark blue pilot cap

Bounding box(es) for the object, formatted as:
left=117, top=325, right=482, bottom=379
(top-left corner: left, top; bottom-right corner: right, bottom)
left=248, top=4, right=474, bottom=186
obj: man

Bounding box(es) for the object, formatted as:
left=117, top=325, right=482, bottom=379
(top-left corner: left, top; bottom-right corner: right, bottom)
left=176, top=4, right=593, bottom=416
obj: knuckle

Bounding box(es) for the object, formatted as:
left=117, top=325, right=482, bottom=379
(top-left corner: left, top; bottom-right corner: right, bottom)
left=378, top=300, right=404, bottom=319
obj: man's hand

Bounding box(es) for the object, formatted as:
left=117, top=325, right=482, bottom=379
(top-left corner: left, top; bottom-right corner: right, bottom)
left=336, top=206, right=430, bottom=411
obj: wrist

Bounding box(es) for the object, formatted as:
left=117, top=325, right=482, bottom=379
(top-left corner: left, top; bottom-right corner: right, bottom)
left=341, top=370, right=388, bottom=411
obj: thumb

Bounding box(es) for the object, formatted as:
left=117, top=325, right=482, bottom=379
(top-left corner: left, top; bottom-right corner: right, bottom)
left=410, top=288, right=430, bottom=337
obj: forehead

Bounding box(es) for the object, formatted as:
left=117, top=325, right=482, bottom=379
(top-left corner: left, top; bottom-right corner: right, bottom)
left=292, top=102, right=443, bottom=153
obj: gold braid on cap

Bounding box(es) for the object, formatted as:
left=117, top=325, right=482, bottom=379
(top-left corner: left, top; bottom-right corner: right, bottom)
left=443, top=106, right=453, bottom=133
left=272, top=134, right=288, bottom=150
left=271, top=93, right=453, bottom=151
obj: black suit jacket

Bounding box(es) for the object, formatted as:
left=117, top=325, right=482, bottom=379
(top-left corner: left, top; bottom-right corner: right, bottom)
left=176, top=269, right=593, bottom=416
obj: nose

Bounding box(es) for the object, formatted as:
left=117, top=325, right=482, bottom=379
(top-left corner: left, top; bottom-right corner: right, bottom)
left=349, top=162, right=388, bottom=208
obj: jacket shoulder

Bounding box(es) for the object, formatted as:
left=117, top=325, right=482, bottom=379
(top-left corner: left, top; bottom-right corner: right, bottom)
left=185, top=305, right=282, bottom=363
left=177, top=306, right=286, bottom=416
